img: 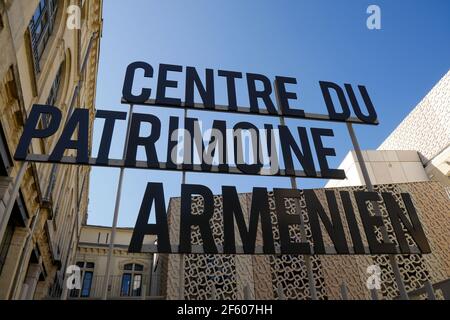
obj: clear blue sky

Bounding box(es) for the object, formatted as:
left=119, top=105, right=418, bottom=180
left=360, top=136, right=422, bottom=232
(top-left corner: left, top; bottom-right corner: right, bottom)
left=87, top=0, right=450, bottom=227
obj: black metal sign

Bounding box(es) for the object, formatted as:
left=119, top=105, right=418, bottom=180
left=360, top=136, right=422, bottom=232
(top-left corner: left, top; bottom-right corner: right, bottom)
left=13, top=62, right=431, bottom=255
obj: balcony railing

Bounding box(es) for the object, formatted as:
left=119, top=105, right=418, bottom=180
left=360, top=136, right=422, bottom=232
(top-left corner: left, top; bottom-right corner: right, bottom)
left=61, top=274, right=163, bottom=300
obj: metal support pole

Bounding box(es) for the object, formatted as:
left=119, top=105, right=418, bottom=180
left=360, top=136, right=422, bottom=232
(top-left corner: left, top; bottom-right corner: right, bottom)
left=0, top=161, right=28, bottom=242
left=423, top=280, right=436, bottom=300
left=277, top=283, right=286, bottom=300
left=141, top=283, right=147, bottom=300
left=243, top=284, right=251, bottom=300
left=370, top=288, right=379, bottom=300
left=148, top=256, right=154, bottom=297
left=101, top=104, right=134, bottom=300
left=210, top=283, right=216, bottom=300
left=290, top=177, right=318, bottom=300
left=178, top=108, right=187, bottom=300
left=340, top=282, right=349, bottom=300
left=346, top=123, right=409, bottom=300
left=279, top=115, right=318, bottom=300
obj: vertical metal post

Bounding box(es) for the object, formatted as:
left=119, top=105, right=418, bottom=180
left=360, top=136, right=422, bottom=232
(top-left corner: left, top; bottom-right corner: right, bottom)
left=277, top=283, right=286, bottom=300
left=101, top=104, right=134, bottom=300
left=243, top=284, right=251, bottom=299
left=141, top=283, right=147, bottom=300
left=210, top=283, right=216, bottom=300
left=273, top=81, right=318, bottom=300
left=290, top=176, right=318, bottom=300
left=340, top=282, right=349, bottom=300
left=423, top=280, right=436, bottom=300
left=370, top=288, right=379, bottom=300
left=148, top=256, right=154, bottom=297
left=346, top=123, right=409, bottom=300
left=178, top=108, right=187, bottom=300
left=279, top=116, right=318, bottom=300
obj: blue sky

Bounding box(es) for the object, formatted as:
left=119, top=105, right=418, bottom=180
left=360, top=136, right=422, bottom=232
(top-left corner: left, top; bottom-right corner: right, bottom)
left=87, top=0, right=450, bottom=227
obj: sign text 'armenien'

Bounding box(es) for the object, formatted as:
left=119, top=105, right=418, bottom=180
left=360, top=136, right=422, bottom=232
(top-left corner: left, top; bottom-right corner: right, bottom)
left=13, top=62, right=431, bottom=255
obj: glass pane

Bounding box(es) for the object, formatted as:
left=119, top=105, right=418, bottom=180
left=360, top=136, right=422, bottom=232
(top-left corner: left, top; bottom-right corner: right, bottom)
left=132, top=274, right=142, bottom=297
left=75, top=261, right=84, bottom=268
left=80, top=272, right=93, bottom=297
left=30, top=0, right=57, bottom=67
left=85, top=262, right=95, bottom=269
left=33, top=8, right=41, bottom=24
left=35, top=22, right=42, bottom=37
left=134, top=264, right=143, bottom=271
left=124, top=264, right=133, bottom=270
left=69, top=289, right=80, bottom=298
left=120, top=274, right=131, bottom=296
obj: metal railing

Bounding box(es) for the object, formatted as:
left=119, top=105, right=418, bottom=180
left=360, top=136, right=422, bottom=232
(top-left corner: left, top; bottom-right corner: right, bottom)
left=62, top=274, right=164, bottom=300
left=46, top=272, right=449, bottom=300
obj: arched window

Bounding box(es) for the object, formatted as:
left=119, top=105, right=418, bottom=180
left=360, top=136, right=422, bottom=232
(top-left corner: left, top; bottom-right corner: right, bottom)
left=120, top=263, right=144, bottom=297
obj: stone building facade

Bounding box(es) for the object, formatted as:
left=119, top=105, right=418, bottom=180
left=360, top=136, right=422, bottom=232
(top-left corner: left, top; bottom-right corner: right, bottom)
left=0, top=0, right=102, bottom=299
left=72, top=225, right=161, bottom=299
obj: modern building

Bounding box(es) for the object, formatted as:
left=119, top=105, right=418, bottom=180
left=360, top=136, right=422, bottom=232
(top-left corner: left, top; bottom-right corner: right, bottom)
left=159, top=70, right=450, bottom=300
left=160, top=180, right=449, bottom=300
left=326, top=69, right=450, bottom=189
left=0, top=0, right=102, bottom=300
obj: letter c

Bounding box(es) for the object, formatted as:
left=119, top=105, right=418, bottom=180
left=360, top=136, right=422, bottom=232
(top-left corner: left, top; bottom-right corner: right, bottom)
left=122, top=61, right=153, bottom=104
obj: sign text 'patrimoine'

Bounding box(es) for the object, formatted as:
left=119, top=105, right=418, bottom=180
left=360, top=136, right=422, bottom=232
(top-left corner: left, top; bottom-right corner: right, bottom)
left=13, top=62, right=431, bottom=255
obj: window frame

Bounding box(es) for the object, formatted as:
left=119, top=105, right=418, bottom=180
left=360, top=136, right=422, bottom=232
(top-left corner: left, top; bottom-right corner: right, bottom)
left=120, top=263, right=144, bottom=297
left=29, top=0, right=59, bottom=73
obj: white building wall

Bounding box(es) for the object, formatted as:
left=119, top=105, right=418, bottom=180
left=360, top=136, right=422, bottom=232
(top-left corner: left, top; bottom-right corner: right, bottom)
left=325, top=150, right=429, bottom=188
left=379, top=70, right=450, bottom=163
left=327, top=70, right=450, bottom=188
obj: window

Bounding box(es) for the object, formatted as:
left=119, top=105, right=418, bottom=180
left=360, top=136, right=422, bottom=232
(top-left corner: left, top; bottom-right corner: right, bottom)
left=69, top=261, right=95, bottom=298
left=29, top=0, right=58, bottom=73
left=46, top=64, right=63, bottom=106
left=120, top=263, right=143, bottom=297
left=42, top=64, right=63, bottom=129
left=80, top=271, right=93, bottom=297
left=120, top=273, right=131, bottom=296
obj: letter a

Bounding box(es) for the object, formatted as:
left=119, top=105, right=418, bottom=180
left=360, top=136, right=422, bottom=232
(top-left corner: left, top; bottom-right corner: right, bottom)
left=366, top=5, right=381, bottom=30
left=67, top=5, right=81, bottom=30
